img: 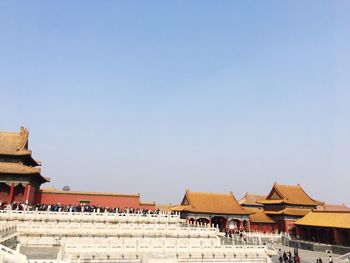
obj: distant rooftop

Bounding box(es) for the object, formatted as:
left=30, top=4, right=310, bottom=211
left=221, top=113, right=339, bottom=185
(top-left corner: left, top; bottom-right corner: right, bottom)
left=238, top=193, right=266, bottom=207
left=259, top=183, right=323, bottom=206
left=295, top=211, right=350, bottom=229
left=173, top=190, right=250, bottom=215
left=316, top=203, right=350, bottom=212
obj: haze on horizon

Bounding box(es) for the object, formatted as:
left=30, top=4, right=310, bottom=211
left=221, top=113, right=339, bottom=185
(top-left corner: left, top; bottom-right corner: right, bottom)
left=1, top=1, right=349, bottom=206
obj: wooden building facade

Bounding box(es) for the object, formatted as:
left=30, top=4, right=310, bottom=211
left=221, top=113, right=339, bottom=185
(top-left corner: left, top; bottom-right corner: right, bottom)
left=258, top=183, right=323, bottom=235
left=295, top=211, right=350, bottom=247
left=0, top=127, right=49, bottom=205
left=249, top=210, right=277, bottom=233
left=173, top=190, right=251, bottom=231
left=239, top=193, right=277, bottom=233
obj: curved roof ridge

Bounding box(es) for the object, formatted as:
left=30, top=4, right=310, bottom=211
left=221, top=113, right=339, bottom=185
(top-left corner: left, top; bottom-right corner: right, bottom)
left=298, top=184, right=323, bottom=204
left=312, top=210, right=350, bottom=214
left=229, top=192, right=250, bottom=213
left=186, top=190, right=233, bottom=196
left=275, top=183, right=299, bottom=187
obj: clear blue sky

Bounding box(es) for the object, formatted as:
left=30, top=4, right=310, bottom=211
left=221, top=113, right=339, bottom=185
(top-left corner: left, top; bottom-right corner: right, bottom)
left=1, top=1, right=349, bottom=205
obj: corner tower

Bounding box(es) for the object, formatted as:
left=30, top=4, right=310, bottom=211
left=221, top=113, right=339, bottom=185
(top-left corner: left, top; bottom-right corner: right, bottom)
left=0, top=127, right=49, bottom=204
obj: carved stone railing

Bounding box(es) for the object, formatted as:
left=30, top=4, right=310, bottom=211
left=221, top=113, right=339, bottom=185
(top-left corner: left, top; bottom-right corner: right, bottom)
left=60, top=242, right=270, bottom=263
left=0, top=210, right=181, bottom=224
left=0, top=222, right=17, bottom=243
left=0, top=244, right=27, bottom=263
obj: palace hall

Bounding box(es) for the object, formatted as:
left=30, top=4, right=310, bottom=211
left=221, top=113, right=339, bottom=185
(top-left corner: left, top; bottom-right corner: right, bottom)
left=257, top=183, right=323, bottom=235
left=172, top=190, right=251, bottom=231
left=0, top=127, right=154, bottom=209
left=0, top=127, right=349, bottom=248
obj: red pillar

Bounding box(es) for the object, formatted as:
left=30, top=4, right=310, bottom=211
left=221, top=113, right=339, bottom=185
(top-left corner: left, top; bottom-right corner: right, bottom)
left=307, top=229, right=311, bottom=241
left=9, top=183, right=15, bottom=203
left=324, top=230, right=329, bottom=244
left=225, top=219, right=229, bottom=230
left=23, top=184, right=29, bottom=203
left=333, top=229, right=343, bottom=245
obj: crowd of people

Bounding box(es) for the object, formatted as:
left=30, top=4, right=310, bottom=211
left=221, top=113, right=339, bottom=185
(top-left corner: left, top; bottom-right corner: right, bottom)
left=0, top=201, right=167, bottom=215
left=279, top=250, right=300, bottom=263
left=224, top=229, right=248, bottom=241
left=279, top=250, right=334, bottom=263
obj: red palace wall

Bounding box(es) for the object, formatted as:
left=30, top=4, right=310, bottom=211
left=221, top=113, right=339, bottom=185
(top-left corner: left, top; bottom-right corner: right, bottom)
left=34, top=191, right=144, bottom=209
left=13, top=185, right=25, bottom=202
left=26, top=185, right=36, bottom=204
left=0, top=183, right=10, bottom=203
left=275, top=218, right=298, bottom=234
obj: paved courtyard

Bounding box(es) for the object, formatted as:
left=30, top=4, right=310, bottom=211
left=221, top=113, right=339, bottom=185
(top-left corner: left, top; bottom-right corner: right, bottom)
left=20, top=246, right=60, bottom=259
left=271, top=246, right=343, bottom=263
left=20, top=244, right=347, bottom=262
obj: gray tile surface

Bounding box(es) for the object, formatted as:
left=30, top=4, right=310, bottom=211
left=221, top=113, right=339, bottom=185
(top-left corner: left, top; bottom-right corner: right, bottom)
left=20, top=246, right=60, bottom=259
left=272, top=246, right=343, bottom=263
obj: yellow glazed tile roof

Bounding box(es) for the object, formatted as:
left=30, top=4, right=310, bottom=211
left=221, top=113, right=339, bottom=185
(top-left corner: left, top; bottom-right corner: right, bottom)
left=0, top=162, right=40, bottom=175
left=173, top=190, right=250, bottom=215
left=0, top=163, right=48, bottom=184
left=249, top=210, right=276, bottom=223
left=265, top=208, right=311, bottom=217
left=238, top=193, right=266, bottom=206
left=295, top=211, right=350, bottom=229
left=316, top=203, right=350, bottom=212
left=0, top=127, right=31, bottom=155
left=259, top=183, right=322, bottom=206
left=156, top=203, right=173, bottom=211
left=258, top=199, right=285, bottom=205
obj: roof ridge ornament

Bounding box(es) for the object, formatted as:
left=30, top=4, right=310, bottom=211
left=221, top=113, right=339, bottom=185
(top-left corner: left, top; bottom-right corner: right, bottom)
left=18, top=127, right=29, bottom=150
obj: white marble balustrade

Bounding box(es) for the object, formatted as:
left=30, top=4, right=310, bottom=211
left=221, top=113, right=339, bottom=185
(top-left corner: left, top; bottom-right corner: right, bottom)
left=0, top=222, right=17, bottom=243
left=60, top=242, right=270, bottom=263
left=0, top=210, right=181, bottom=224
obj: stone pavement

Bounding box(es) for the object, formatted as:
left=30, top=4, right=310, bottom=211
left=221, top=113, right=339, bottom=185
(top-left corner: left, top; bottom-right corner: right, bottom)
left=20, top=246, right=60, bottom=259
left=271, top=246, right=344, bottom=263
left=20, top=244, right=347, bottom=262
